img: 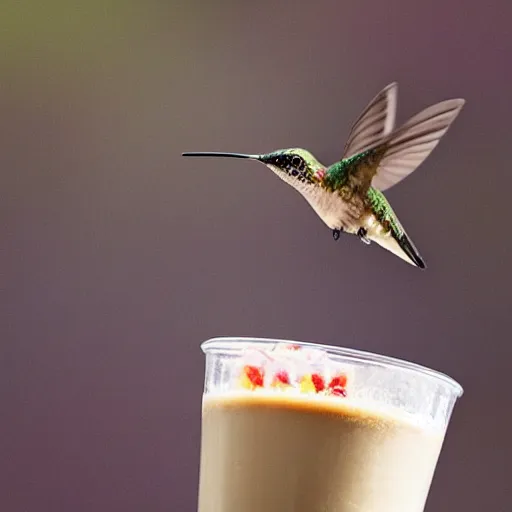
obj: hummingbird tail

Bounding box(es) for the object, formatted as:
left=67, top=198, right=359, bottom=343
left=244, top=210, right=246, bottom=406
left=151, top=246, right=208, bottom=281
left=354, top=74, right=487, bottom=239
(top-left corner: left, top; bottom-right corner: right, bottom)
left=395, top=232, right=426, bottom=269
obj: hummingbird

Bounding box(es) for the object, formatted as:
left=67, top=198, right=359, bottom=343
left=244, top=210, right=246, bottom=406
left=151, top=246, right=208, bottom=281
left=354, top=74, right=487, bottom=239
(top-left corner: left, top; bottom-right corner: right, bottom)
left=182, top=83, right=465, bottom=269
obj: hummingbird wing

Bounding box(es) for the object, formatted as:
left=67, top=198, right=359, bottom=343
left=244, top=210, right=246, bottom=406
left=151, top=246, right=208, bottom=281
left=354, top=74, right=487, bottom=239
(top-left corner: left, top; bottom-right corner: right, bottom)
left=370, top=98, right=465, bottom=191
left=326, top=98, right=465, bottom=194
left=342, top=83, right=398, bottom=160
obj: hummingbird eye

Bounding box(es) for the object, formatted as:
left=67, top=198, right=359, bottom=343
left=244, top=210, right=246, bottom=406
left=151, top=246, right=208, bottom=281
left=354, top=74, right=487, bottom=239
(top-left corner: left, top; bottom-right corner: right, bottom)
left=291, top=155, right=302, bottom=168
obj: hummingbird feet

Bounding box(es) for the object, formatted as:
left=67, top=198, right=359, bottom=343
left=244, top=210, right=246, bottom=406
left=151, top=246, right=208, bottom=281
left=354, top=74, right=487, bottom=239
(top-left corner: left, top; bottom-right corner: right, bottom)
left=357, top=227, right=371, bottom=245
left=332, top=228, right=343, bottom=241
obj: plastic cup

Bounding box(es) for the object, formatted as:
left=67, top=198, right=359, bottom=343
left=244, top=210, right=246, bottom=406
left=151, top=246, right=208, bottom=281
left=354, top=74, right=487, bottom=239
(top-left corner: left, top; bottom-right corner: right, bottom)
left=197, top=337, right=463, bottom=512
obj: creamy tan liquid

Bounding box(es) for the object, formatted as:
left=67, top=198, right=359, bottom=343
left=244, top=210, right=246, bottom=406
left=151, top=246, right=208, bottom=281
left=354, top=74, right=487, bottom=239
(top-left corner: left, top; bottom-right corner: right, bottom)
left=198, top=392, right=444, bottom=512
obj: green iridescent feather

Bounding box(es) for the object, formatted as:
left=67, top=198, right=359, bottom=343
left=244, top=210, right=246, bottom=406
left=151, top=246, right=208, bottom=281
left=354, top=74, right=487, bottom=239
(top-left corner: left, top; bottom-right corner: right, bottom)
left=324, top=147, right=404, bottom=238
left=323, top=150, right=375, bottom=191
left=366, top=187, right=404, bottom=238
left=324, top=147, right=386, bottom=193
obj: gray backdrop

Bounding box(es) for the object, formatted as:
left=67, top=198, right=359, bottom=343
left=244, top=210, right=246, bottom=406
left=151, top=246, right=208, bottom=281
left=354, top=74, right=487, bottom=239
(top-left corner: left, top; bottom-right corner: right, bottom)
left=2, top=0, right=511, bottom=510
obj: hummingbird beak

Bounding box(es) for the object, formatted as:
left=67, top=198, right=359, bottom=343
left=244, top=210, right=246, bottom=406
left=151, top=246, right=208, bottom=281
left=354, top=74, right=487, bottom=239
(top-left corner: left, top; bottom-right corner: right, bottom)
left=182, top=152, right=261, bottom=160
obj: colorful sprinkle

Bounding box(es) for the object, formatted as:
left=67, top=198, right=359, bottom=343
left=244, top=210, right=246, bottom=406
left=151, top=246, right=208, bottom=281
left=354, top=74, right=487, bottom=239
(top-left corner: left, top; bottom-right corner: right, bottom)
left=311, top=373, right=325, bottom=392
left=241, top=365, right=264, bottom=389
left=272, top=370, right=291, bottom=388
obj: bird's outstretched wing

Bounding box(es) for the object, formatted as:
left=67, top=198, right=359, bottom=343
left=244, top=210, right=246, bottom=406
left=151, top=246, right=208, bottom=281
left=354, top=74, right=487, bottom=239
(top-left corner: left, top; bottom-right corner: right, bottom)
left=342, top=82, right=398, bottom=160
left=369, top=98, right=465, bottom=191
left=326, top=98, right=465, bottom=194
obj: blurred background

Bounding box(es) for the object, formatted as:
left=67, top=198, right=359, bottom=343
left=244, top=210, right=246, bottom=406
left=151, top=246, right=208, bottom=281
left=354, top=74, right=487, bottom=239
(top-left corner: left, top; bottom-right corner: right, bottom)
left=2, top=0, right=511, bottom=510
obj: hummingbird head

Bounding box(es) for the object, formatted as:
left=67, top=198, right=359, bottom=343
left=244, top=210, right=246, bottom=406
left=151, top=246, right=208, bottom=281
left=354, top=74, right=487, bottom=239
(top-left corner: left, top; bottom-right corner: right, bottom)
left=257, top=148, right=324, bottom=187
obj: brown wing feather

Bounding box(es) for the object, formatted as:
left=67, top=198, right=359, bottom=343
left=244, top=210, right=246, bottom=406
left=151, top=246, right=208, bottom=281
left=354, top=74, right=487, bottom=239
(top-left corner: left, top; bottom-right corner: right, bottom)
left=371, top=99, right=465, bottom=191
left=342, top=83, right=398, bottom=159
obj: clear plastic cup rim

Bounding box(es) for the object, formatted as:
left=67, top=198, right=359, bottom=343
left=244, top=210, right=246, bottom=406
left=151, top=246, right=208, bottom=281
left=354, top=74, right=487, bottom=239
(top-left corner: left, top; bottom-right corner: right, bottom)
left=201, top=336, right=463, bottom=397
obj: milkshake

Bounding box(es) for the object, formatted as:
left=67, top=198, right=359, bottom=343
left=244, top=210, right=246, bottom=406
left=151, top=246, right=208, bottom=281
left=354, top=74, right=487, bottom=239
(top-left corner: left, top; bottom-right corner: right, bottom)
left=197, top=338, right=463, bottom=512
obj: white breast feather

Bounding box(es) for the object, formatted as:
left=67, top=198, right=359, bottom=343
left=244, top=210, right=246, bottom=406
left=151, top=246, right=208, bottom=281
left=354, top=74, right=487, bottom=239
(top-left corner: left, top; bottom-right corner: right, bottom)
left=271, top=168, right=356, bottom=232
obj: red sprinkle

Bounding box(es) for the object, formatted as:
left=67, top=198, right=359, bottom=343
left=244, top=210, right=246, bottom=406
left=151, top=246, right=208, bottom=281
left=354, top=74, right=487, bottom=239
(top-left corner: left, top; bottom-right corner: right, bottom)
left=328, top=374, right=347, bottom=389
left=327, top=373, right=347, bottom=397
left=273, top=370, right=291, bottom=385
left=329, top=386, right=347, bottom=397
left=244, top=365, right=264, bottom=387
left=311, top=373, right=325, bottom=392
